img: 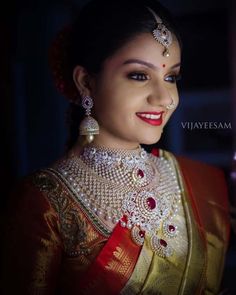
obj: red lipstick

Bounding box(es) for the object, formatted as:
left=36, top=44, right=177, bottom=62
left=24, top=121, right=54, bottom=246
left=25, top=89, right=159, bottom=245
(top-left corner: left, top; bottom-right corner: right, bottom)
left=136, top=112, right=164, bottom=126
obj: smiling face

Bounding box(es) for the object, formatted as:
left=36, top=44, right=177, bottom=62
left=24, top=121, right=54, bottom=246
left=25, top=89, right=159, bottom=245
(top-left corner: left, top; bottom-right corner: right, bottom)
left=82, top=33, right=181, bottom=149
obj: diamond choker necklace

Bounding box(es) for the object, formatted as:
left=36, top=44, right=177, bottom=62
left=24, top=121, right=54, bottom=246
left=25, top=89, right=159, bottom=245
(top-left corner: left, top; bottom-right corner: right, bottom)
left=57, top=145, right=182, bottom=257
left=81, top=145, right=157, bottom=188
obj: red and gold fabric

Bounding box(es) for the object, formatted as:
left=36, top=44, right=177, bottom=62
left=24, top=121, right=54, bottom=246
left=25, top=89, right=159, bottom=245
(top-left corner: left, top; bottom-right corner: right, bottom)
left=1, top=149, right=230, bottom=294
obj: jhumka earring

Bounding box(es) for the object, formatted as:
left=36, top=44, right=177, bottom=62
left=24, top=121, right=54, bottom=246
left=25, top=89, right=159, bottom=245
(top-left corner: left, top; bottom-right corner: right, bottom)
left=147, top=7, right=173, bottom=57
left=79, top=96, right=99, bottom=143
left=166, top=98, right=176, bottom=110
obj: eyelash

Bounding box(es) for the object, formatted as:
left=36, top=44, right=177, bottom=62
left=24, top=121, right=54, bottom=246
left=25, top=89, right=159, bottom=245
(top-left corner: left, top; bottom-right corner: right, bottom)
left=165, top=74, right=182, bottom=83
left=128, top=72, right=182, bottom=83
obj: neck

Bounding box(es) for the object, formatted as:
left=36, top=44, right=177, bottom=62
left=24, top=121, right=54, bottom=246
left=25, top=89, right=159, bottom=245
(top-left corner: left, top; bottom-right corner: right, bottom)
left=87, top=143, right=141, bottom=153
left=91, top=133, right=140, bottom=151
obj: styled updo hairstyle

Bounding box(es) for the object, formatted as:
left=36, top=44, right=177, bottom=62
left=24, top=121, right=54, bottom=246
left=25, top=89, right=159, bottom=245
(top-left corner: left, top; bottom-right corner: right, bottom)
left=50, top=0, right=182, bottom=150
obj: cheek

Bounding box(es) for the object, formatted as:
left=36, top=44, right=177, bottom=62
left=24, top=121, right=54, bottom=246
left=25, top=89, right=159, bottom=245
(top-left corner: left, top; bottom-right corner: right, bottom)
left=94, top=83, right=142, bottom=119
left=95, top=99, right=135, bottom=123
left=93, top=94, right=126, bottom=125
left=171, top=87, right=179, bottom=108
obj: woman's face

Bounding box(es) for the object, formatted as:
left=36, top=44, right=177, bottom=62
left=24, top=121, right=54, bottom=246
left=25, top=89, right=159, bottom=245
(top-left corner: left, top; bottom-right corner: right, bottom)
left=90, top=33, right=181, bottom=149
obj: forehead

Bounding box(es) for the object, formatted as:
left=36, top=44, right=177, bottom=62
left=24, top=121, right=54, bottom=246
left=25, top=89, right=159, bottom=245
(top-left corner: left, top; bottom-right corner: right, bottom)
left=103, top=33, right=181, bottom=69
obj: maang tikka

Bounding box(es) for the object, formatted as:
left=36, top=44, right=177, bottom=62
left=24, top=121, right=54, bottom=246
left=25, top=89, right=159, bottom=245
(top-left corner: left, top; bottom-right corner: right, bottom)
left=147, top=7, right=173, bottom=57
left=79, top=95, right=99, bottom=143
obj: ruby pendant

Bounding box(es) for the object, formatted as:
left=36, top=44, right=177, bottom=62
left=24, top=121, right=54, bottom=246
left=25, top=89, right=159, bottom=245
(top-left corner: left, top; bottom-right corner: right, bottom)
left=160, top=239, right=167, bottom=247
left=163, top=221, right=178, bottom=238
left=139, top=230, right=145, bottom=238
left=137, top=169, right=144, bottom=178
left=168, top=225, right=176, bottom=232
left=146, top=197, right=156, bottom=210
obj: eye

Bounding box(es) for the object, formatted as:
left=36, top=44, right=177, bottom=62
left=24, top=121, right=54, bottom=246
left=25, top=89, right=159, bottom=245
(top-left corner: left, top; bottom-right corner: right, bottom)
left=128, top=72, right=149, bottom=81
left=164, top=73, right=182, bottom=84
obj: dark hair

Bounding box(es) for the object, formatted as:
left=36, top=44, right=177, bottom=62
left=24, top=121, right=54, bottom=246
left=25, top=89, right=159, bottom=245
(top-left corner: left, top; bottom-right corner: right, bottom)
left=57, top=0, right=182, bottom=150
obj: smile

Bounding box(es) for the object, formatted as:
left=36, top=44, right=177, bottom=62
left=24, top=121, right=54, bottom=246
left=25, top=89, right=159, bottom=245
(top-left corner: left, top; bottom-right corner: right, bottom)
left=136, top=112, right=164, bottom=126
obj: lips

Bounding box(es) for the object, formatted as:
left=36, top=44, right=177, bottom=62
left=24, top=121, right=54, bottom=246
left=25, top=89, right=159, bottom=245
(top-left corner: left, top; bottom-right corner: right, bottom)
left=136, top=112, right=164, bottom=126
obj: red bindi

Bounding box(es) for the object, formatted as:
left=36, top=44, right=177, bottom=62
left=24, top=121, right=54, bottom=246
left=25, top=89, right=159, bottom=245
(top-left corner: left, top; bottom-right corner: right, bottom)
left=162, top=64, right=166, bottom=68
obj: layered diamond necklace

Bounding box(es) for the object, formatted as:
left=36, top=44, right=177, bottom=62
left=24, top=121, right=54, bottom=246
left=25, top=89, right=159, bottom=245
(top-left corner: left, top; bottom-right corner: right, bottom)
left=57, top=145, right=182, bottom=257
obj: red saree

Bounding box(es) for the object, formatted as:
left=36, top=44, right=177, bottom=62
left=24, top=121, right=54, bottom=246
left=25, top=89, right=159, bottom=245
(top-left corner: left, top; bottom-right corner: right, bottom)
left=1, top=149, right=230, bottom=295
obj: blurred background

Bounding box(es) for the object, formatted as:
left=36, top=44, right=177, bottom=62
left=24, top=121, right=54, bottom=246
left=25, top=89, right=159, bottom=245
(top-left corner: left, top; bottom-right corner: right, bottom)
left=1, top=0, right=235, bottom=292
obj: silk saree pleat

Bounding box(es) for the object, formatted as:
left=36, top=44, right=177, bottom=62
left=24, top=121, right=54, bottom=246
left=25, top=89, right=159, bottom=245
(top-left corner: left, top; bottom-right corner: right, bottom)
left=176, top=154, right=230, bottom=294
left=77, top=223, right=141, bottom=295
left=171, top=152, right=207, bottom=294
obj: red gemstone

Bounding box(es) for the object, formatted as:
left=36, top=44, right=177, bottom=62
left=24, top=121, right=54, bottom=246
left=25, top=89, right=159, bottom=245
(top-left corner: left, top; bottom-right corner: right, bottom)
left=160, top=239, right=167, bottom=247
left=147, top=197, right=156, bottom=210
left=121, top=215, right=128, bottom=223
left=139, top=230, right=145, bottom=238
left=137, top=169, right=144, bottom=178
left=168, top=225, right=175, bottom=232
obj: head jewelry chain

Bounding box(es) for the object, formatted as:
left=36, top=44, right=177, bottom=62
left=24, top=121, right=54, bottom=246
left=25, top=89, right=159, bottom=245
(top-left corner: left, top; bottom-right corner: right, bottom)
left=147, top=7, right=173, bottom=57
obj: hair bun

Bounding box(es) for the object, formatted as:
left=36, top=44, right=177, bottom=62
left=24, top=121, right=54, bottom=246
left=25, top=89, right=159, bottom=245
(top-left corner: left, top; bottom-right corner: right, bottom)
left=49, top=25, right=78, bottom=103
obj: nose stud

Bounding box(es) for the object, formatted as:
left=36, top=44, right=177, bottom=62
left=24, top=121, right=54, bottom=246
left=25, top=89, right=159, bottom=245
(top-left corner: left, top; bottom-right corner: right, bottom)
left=165, top=98, right=175, bottom=110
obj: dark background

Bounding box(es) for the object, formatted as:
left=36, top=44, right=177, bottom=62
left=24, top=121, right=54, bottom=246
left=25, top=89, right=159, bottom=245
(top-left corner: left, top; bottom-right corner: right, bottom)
left=1, top=0, right=236, bottom=293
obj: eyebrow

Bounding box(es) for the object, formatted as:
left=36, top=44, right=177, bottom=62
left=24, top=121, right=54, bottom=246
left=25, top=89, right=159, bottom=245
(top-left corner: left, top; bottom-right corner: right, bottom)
left=122, top=59, right=181, bottom=70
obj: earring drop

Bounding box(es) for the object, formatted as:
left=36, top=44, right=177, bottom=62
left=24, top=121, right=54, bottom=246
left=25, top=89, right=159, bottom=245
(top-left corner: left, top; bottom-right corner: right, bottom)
left=79, top=96, right=99, bottom=143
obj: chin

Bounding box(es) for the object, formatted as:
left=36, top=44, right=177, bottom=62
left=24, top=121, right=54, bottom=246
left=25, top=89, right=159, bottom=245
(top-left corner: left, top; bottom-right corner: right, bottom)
left=139, top=132, right=162, bottom=145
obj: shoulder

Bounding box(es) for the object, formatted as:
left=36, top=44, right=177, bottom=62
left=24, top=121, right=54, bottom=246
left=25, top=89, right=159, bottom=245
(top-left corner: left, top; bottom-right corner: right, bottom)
left=158, top=148, right=227, bottom=186
left=12, top=169, right=59, bottom=199
left=5, top=170, right=62, bottom=222
left=175, top=152, right=228, bottom=207
left=9, top=152, right=76, bottom=207
left=5, top=154, right=79, bottom=224
left=157, top=147, right=223, bottom=174
left=154, top=148, right=229, bottom=210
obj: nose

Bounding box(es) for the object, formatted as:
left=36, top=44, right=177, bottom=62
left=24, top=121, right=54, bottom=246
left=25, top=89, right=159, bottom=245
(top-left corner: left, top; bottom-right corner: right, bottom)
left=147, top=83, right=173, bottom=108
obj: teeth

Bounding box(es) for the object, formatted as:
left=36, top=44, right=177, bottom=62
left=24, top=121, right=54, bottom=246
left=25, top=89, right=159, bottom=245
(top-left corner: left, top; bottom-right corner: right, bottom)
left=139, top=113, right=161, bottom=119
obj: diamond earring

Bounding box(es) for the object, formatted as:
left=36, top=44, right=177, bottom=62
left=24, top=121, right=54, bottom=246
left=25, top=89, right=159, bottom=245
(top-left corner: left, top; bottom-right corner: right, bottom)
left=79, top=96, right=99, bottom=143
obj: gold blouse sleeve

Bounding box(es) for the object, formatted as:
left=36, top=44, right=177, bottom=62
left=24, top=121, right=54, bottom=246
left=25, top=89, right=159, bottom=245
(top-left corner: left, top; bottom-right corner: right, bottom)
left=2, top=174, right=63, bottom=295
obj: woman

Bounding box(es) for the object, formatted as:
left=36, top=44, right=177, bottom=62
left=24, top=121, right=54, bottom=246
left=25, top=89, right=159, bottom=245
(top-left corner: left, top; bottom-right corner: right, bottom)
left=2, top=0, right=230, bottom=294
